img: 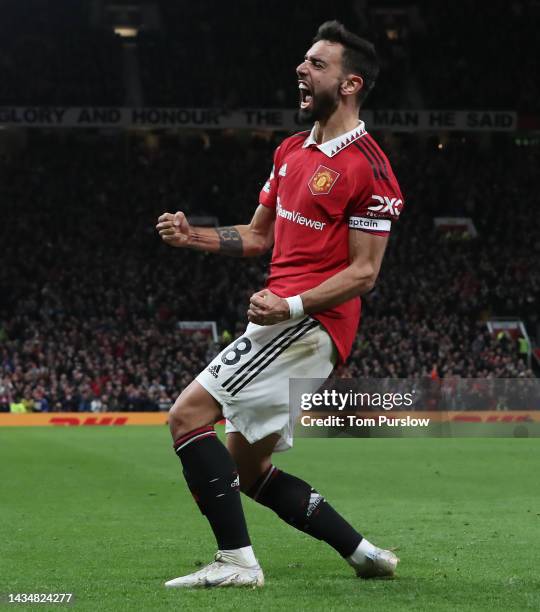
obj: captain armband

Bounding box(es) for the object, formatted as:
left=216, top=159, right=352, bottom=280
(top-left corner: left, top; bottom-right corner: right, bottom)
left=348, top=216, right=392, bottom=233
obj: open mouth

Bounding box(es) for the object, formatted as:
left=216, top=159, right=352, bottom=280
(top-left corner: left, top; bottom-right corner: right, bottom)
left=298, top=81, right=313, bottom=110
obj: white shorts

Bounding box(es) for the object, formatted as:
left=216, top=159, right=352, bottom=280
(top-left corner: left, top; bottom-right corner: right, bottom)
left=196, top=316, right=336, bottom=452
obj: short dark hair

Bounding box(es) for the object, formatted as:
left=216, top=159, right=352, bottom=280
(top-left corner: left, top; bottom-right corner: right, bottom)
left=313, top=20, right=379, bottom=104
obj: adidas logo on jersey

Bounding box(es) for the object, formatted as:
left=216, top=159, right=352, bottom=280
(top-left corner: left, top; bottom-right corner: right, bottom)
left=231, top=475, right=240, bottom=489
left=279, top=163, right=287, bottom=176
left=207, top=364, right=221, bottom=378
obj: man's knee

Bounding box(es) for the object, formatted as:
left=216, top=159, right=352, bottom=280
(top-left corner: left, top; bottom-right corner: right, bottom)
left=168, top=381, right=221, bottom=440
left=232, top=454, right=273, bottom=495
left=236, top=465, right=267, bottom=495
left=168, top=396, right=198, bottom=437
left=226, top=432, right=278, bottom=494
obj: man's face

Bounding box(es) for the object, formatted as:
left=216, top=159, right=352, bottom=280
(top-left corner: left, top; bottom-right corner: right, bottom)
left=296, top=40, right=345, bottom=122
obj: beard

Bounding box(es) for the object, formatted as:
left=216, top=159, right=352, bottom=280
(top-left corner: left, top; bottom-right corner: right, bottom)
left=298, top=84, right=340, bottom=123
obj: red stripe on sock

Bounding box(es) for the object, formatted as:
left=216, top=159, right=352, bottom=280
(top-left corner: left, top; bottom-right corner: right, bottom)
left=252, top=465, right=282, bottom=500
left=268, top=467, right=281, bottom=482
left=173, top=426, right=216, bottom=450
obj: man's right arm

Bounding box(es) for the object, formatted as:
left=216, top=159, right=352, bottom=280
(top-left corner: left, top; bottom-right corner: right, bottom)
left=156, top=204, right=275, bottom=257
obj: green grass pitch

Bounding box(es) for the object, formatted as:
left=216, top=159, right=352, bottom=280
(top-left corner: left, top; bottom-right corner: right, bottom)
left=1, top=427, right=539, bottom=611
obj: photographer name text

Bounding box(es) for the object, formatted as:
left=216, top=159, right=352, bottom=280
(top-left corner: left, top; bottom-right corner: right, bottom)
left=301, top=415, right=431, bottom=427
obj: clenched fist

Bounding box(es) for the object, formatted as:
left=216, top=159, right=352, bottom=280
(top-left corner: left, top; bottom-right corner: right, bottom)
left=247, top=289, right=290, bottom=325
left=156, top=211, right=191, bottom=247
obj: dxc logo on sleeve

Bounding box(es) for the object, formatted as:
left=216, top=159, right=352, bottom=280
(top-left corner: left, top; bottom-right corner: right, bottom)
left=368, top=195, right=403, bottom=216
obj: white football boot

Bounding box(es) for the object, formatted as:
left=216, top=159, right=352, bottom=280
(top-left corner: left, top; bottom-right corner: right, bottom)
left=164, top=551, right=264, bottom=588
left=347, top=539, right=399, bottom=578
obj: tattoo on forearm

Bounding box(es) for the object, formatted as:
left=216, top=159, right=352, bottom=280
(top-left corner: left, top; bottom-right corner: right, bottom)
left=216, top=226, right=243, bottom=256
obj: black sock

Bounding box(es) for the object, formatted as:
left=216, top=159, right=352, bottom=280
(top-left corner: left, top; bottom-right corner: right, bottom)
left=247, top=466, right=362, bottom=557
left=174, top=426, right=251, bottom=550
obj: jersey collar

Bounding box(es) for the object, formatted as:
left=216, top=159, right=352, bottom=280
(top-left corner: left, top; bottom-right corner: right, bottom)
left=302, top=120, right=367, bottom=157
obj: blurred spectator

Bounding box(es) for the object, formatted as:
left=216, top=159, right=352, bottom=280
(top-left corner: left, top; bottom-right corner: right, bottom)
left=10, top=398, right=26, bottom=413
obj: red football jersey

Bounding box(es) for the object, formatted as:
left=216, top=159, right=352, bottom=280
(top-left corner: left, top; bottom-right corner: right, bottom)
left=259, top=121, right=404, bottom=363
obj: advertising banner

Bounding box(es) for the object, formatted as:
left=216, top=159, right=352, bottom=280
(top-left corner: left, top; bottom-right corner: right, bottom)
left=0, top=107, right=518, bottom=131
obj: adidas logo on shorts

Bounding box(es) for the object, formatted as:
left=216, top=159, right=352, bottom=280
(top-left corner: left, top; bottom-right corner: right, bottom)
left=207, top=364, right=221, bottom=379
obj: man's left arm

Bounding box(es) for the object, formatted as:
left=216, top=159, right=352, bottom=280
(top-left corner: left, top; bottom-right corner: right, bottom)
left=248, top=230, right=389, bottom=325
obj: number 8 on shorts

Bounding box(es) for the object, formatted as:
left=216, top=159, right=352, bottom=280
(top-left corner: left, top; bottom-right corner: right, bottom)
left=221, top=337, right=252, bottom=366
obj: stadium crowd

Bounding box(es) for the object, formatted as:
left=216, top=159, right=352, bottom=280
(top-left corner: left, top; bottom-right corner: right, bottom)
left=0, top=130, right=537, bottom=412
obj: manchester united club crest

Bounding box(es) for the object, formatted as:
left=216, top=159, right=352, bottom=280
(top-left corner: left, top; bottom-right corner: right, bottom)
left=308, top=165, right=340, bottom=196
